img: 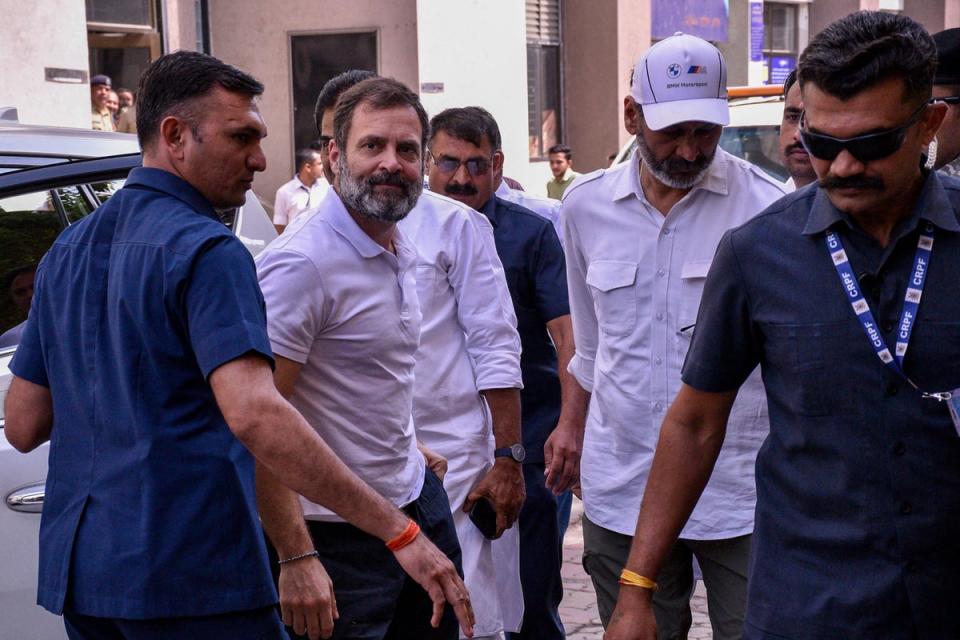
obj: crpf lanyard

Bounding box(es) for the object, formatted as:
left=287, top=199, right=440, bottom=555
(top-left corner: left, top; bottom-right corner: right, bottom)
left=825, top=222, right=934, bottom=387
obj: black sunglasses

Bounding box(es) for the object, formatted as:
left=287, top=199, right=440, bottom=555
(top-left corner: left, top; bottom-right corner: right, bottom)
left=799, top=102, right=927, bottom=162
left=429, top=152, right=493, bottom=177
left=931, top=95, right=960, bottom=106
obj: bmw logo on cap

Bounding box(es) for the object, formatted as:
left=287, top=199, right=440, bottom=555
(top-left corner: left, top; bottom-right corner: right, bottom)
left=667, top=63, right=682, bottom=79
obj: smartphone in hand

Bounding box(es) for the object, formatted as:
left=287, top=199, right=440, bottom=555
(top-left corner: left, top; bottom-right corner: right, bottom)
left=469, top=497, right=498, bottom=539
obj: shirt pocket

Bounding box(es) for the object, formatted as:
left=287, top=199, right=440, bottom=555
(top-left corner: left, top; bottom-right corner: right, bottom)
left=586, top=260, right=638, bottom=337
left=415, top=264, right=437, bottom=321
left=675, top=260, right=711, bottom=359
left=763, top=321, right=858, bottom=417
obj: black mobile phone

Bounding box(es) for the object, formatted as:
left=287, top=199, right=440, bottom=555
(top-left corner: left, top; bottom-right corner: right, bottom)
left=469, top=497, right=498, bottom=540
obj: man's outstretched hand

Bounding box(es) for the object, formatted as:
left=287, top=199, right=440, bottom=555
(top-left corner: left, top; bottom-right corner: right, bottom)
left=393, top=533, right=476, bottom=637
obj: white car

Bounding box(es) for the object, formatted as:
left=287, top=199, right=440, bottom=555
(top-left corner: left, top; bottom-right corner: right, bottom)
left=0, top=115, right=277, bottom=638
left=611, top=86, right=789, bottom=183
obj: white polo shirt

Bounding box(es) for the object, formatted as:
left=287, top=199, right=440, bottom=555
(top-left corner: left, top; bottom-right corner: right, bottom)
left=273, top=176, right=329, bottom=227
left=562, top=147, right=788, bottom=539
left=495, top=181, right=564, bottom=245
left=255, top=191, right=425, bottom=521
left=398, top=190, right=524, bottom=636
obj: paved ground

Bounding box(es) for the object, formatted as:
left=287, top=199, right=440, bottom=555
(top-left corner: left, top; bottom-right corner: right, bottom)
left=560, top=498, right=712, bottom=640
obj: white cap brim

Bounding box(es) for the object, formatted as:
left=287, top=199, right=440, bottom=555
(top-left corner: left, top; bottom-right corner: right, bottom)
left=640, top=97, right=729, bottom=131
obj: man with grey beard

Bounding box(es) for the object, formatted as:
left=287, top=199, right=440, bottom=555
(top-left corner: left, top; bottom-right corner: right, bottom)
left=255, top=77, right=472, bottom=640
left=560, top=34, right=785, bottom=639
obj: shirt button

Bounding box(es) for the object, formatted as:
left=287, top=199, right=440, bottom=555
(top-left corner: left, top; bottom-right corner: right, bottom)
left=655, top=312, right=664, bottom=321
left=654, top=402, right=663, bottom=412
left=883, top=322, right=894, bottom=333
left=654, top=357, right=663, bottom=365
left=900, top=501, right=913, bottom=515
left=885, top=383, right=899, bottom=397
left=656, top=268, right=666, bottom=277
left=892, top=441, right=906, bottom=456
left=662, top=227, right=671, bottom=235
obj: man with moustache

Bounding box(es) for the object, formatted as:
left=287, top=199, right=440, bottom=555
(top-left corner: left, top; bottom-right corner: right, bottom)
left=780, top=70, right=817, bottom=189
left=428, top=106, right=589, bottom=640
left=604, top=12, right=960, bottom=640
left=561, top=34, right=785, bottom=639
left=6, top=53, right=471, bottom=640
left=89, top=74, right=115, bottom=132
left=255, top=77, right=474, bottom=640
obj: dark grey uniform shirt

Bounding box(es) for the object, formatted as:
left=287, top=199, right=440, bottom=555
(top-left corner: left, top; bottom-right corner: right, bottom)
left=683, top=172, right=960, bottom=639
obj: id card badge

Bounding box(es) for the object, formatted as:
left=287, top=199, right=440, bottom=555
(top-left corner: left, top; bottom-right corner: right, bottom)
left=948, top=391, right=960, bottom=438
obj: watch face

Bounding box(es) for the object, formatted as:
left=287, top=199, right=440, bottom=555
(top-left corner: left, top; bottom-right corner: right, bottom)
left=510, top=443, right=526, bottom=462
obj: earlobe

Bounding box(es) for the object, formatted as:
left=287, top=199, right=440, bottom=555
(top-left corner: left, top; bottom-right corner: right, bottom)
left=922, top=103, right=948, bottom=145
left=623, top=96, right=640, bottom=136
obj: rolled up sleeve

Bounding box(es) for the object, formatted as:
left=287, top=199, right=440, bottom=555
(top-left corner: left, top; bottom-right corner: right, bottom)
left=561, top=204, right=597, bottom=392
left=451, top=213, right=523, bottom=391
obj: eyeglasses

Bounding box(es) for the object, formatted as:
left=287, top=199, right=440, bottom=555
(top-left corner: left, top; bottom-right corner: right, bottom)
left=799, top=102, right=927, bottom=162
left=931, top=95, right=960, bottom=106
left=428, top=152, right=493, bottom=177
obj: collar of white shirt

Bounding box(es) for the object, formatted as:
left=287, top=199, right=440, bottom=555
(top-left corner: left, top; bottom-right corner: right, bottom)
left=325, top=193, right=413, bottom=263
left=613, top=148, right=731, bottom=203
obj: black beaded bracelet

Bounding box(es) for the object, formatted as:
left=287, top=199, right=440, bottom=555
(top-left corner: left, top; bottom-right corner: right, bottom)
left=278, top=550, right=320, bottom=565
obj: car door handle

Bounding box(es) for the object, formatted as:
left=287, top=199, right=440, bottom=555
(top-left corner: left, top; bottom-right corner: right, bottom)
left=6, top=484, right=44, bottom=513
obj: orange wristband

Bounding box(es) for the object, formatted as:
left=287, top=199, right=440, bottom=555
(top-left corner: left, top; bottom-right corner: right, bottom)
left=386, top=520, right=421, bottom=552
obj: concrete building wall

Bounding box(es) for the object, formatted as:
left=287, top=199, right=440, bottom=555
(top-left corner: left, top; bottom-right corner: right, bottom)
left=809, top=0, right=859, bottom=40
left=208, top=0, right=419, bottom=209
left=0, top=0, right=91, bottom=128
left=162, top=0, right=199, bottom=52
left=564, top=0, right=622, bottom=173
left=416, top=0, right=548, bottom=192
left=904, top=0, right=945, bottom=33
left=616, top=0, right=651, bottom=154
left=719, top=0, right=750, bottom=87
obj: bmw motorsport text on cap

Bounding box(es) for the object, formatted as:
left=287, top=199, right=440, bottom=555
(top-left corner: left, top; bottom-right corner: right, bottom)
left=630, top=32, right=729, bottom=131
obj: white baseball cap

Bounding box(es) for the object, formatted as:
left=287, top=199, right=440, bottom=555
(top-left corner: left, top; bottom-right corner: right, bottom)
left=630, top=32, right=729, bottom=131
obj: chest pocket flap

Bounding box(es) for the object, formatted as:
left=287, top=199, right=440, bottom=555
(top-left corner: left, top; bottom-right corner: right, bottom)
left=680, top=260, right=712, bottom=280
left=586, top=261, right=638, bottom=291
left=586, top=261, right=638, bottom=335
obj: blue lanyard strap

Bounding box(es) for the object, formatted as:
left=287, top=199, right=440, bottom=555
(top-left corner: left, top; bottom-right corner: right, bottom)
left=825, top=222, right=934, bottom=384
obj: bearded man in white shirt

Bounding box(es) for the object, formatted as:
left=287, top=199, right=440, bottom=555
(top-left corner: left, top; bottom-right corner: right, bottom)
left=306, top=69, right=527, bottom=640
left=561, top=34, right=786, bottom=640
left=256, top=77, right=475, bottom=640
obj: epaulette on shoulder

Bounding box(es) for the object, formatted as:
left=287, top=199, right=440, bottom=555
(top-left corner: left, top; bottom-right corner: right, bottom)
left=561, top=167, right=606, bottom=201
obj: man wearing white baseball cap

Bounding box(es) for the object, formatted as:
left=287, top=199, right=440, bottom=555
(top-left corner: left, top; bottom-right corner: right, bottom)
left=560, top=33, right=786, bottom=639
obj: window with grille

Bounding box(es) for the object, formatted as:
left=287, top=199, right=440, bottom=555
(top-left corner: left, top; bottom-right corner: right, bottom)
left=526, top=0, right=562, bottom=160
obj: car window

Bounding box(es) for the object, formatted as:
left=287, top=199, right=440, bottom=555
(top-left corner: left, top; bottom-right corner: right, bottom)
left=58, top=185, right=96, bottom=224
left=89, top=178, right=126, bottom=205
left=0, top=189, right=66, bottom=352
left=719, top=125, right=788, bottom=182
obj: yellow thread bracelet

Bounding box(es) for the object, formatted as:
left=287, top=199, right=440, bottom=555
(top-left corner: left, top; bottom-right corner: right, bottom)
left=619, top=569, right=659, bottom=592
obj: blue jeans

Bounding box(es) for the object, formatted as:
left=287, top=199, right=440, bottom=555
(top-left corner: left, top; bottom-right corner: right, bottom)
left=64, top=606, right=284, bottom=639
left=274, top=469, right=463, bottom=640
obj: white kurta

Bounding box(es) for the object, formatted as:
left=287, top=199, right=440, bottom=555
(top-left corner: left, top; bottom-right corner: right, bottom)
left=399, top=191, right=525, bottom=637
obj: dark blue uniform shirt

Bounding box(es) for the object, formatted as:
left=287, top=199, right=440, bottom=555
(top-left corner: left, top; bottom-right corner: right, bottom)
left=479, top=196, right=569, bottom=462
left=10, top=168, right=277, bottom=619
left=683, top=172, right=960, bottom=639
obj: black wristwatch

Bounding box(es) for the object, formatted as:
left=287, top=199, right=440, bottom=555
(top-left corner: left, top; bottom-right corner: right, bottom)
left=494, top=443, right=526, bottom=463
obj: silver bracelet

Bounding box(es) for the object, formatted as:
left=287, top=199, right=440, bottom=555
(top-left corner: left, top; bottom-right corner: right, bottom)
left=278, top=550, right=319, bottom=565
